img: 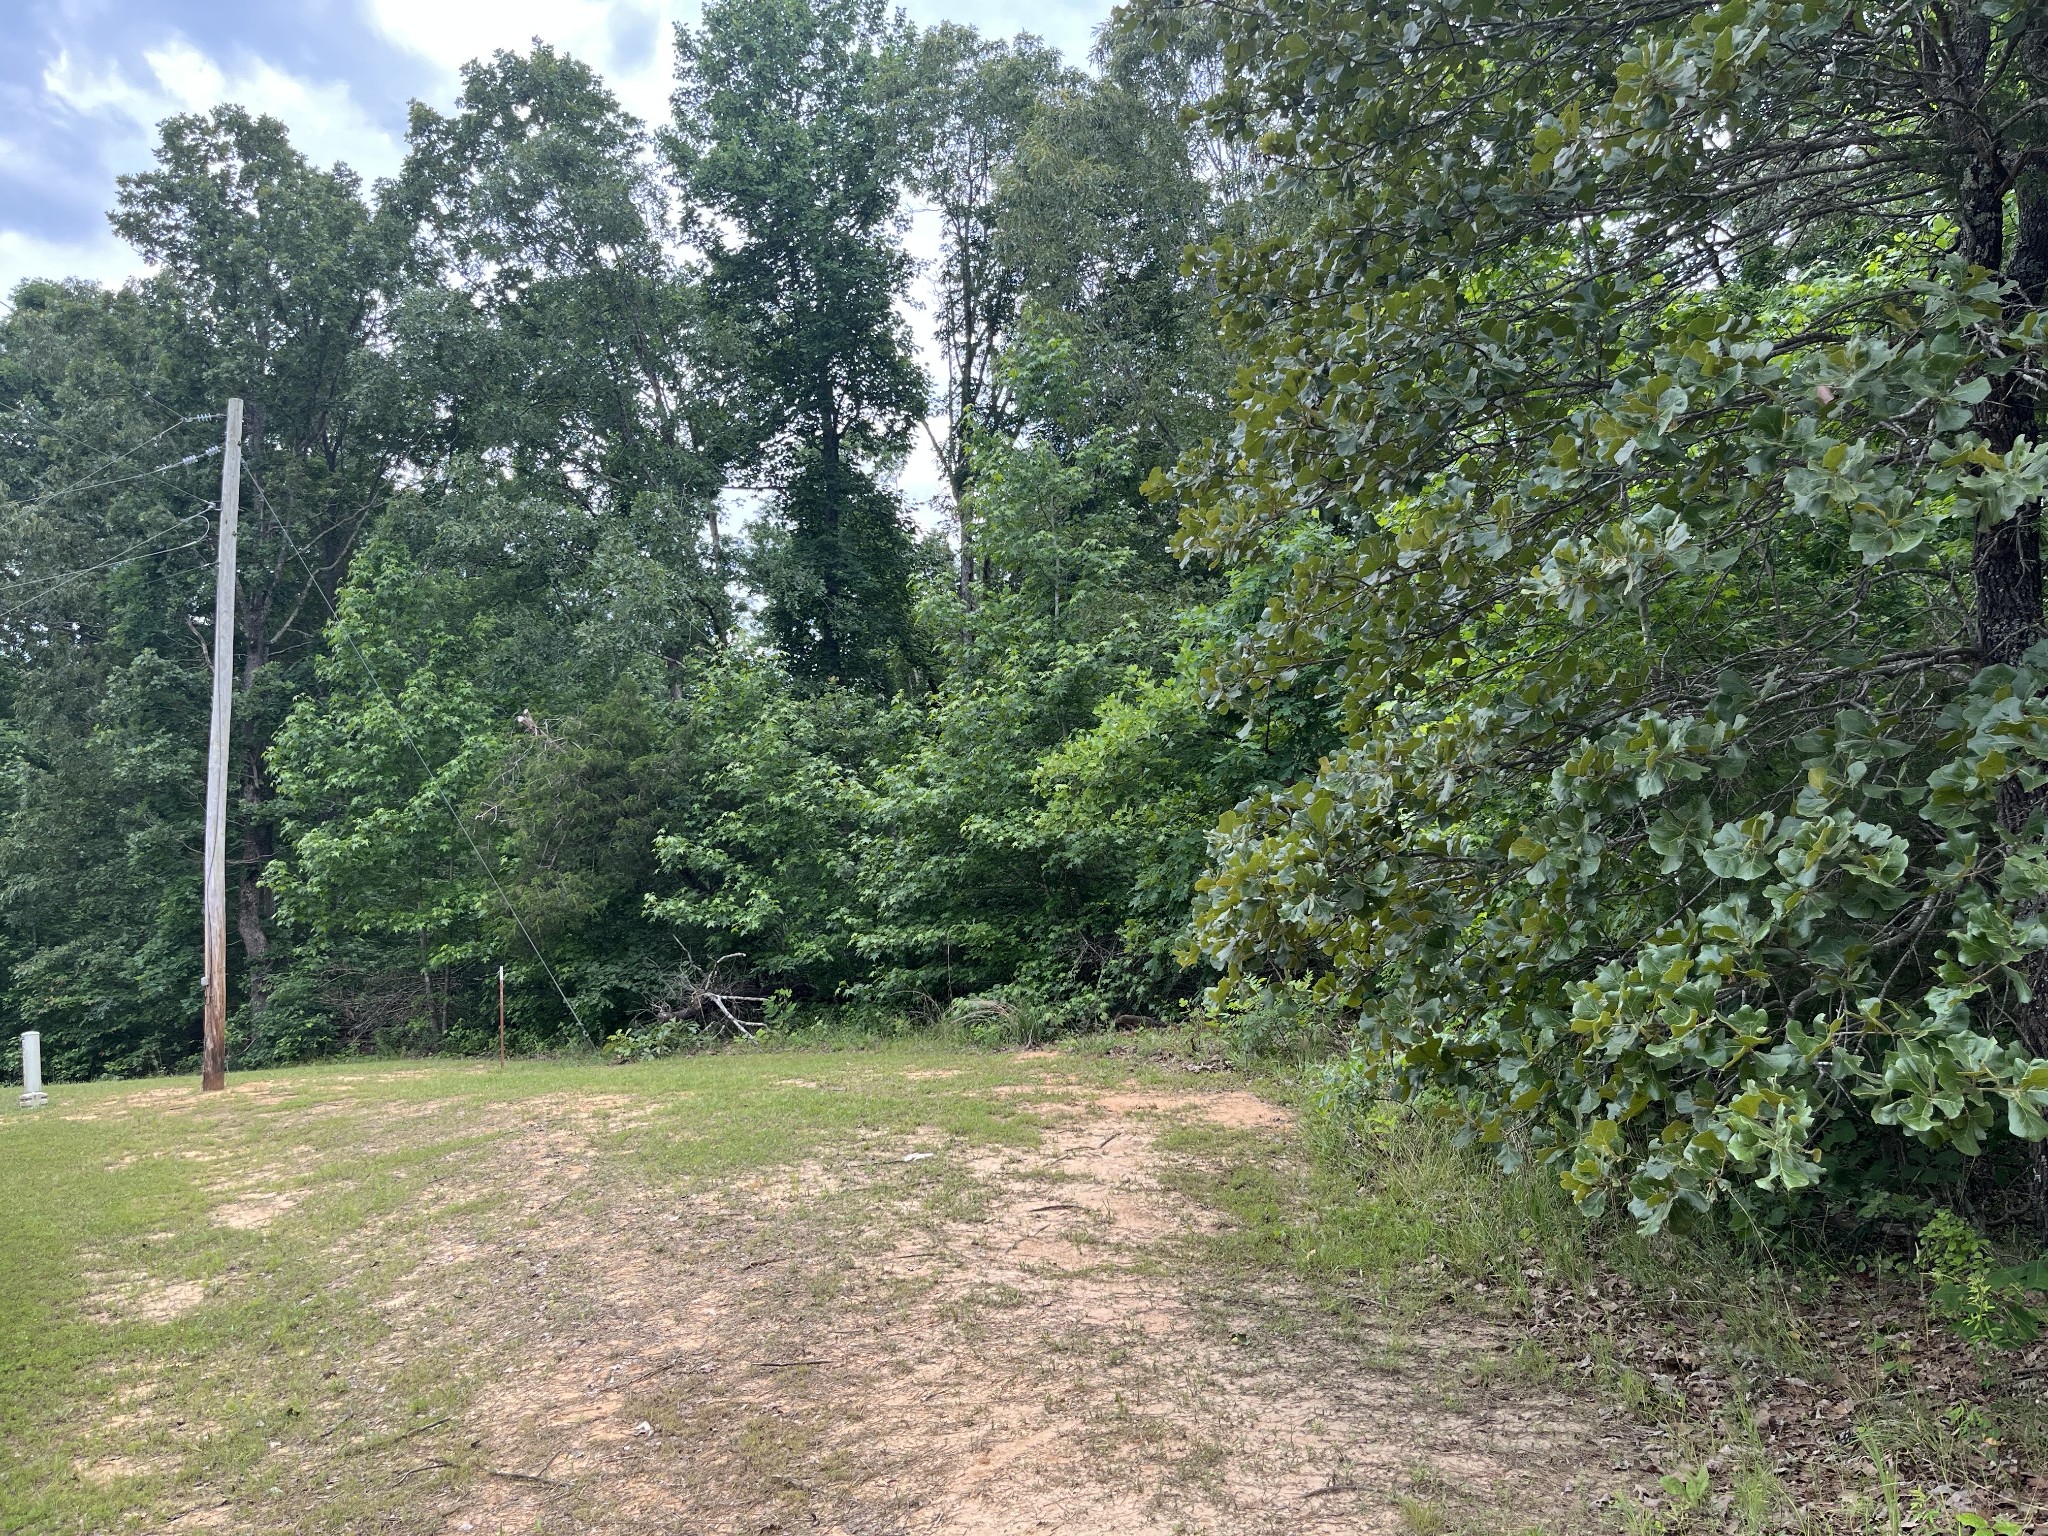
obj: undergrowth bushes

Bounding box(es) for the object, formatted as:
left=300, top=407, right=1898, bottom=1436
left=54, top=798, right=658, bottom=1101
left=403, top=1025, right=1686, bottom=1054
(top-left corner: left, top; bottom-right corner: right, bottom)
left=1233, top=1052, right=2047, bottom=1520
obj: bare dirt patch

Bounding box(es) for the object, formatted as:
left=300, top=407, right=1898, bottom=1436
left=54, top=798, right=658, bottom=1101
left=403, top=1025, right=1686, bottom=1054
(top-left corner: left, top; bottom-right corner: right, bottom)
left=71, top=1452, right=177, bottom=1484
left=377, top=1074, right=1614, bottom=1535
left=211, top=1190, right=303, bottom=1230
left=1092, top=1087, right=1294, bottom=1131
left=87, top=1275, right=206, bottom=1325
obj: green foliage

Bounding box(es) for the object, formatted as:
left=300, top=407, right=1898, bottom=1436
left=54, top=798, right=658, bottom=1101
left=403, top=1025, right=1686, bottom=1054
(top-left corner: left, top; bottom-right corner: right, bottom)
left=110, top=105, right=387, bottom=424
left=671, top=0, right=924, bottom=692
left=389, top=44, right=729, bottom=631
left=848, top=300, right=1282, bottom=1021
left=996, top=72, right=1218, bottom=457
left=263, top=477, right=725, bottom=1047
left=2, top=106, right=391, bottom=1073
left=1955, top=1516, right=2026, bottom=1536
left=1205, top=976, right=1341, bottom=1062
left=1165, top=0, right=2048, bottom=1232
left=645, top=657, right=879, bottom=989
left=0, top=9, right=1312, bottom=1081
left=896, top=24, right=1076, bottom=513
left=1919, top=1210, right=2048, bottom=1349
left=0, top=649, right=206, bottom=1077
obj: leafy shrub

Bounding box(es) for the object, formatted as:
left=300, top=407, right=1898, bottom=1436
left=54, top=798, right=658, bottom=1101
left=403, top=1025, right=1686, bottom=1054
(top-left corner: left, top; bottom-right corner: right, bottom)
left=1208, top=978, right=1342, bottom=1063
left=940, top=996, right=1052, bottom=1049
left=1918, top=1210, right=2048, bottom=1349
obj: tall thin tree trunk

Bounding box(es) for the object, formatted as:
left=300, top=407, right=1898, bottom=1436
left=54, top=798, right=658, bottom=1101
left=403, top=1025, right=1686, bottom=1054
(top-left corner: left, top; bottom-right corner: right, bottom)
left=819, top=377, right=844, bottom=678
left=234, top=543, right=276, bottom=1045
left=707, top=503, right=727, bottom=651
left=1948, top=12, right=2048, bottom=1231
left=957, top=496, right=974, bottom=610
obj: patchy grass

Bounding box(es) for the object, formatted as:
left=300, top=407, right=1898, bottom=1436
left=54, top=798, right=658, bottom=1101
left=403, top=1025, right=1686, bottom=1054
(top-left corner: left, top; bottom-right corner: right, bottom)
left=0, top=1044, right=1091, bottom=1534
left=1140, top=1031, right=2048, bottom=1534
left=6, top=1034, right=2039, bottom=1536
left=2, top=1036, right=1624, bottom=1536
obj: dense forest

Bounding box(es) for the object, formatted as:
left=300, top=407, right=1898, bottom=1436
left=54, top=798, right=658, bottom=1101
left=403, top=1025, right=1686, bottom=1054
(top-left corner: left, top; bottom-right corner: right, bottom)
left=0, top=1, right=1279, bottom=1073
left=8, top=0, right=2048, bottom=1240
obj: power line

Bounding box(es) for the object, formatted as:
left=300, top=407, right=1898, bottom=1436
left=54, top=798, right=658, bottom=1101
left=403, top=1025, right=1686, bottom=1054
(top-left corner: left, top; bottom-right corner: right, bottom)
left=0, top=420, right=239, bottom=621
left=0, top=415, right=220, bottom=515
left=4, top=443, right=224, bottom=515
left=244, top=464, right=594, bottom=1046
left=0, top=510, right=214, bottom=611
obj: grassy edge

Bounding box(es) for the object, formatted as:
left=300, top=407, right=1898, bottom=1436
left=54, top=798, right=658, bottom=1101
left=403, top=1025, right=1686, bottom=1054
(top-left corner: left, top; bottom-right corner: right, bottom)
left=1160, top=1036, right=2048, bottom=1534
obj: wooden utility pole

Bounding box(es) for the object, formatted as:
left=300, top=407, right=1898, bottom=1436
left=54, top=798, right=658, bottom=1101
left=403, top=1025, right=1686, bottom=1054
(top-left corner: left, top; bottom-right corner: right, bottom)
left=201, top=399, right=243, bottom=1093
left=498, top=966, right=507, bottom=1066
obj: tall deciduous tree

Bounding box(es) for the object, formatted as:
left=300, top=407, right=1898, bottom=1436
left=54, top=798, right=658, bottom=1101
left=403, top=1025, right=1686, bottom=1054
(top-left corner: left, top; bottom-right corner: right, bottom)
left=996, top=69, right=1220, bottom=462
left=0, top=110, right=389, bottom=1072
left=898, top=26, right=1074, bottom=605
left=391, top=47, right=735, bottom=650
left=668, top=0, right=925, bottom=691
left=109, top=108, right=393, bottom=1037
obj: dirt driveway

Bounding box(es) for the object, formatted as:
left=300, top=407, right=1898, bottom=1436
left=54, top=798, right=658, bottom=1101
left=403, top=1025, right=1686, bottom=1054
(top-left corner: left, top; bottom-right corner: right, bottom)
left=357, top=1076, right=1613, bottom=1534
left=22, top=1052, right=1628, bottom=1535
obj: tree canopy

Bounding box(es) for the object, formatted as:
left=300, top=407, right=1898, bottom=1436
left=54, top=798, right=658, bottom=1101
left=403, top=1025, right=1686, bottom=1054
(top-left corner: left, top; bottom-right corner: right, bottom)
left=1167, top=0, right=2048, bottom=1234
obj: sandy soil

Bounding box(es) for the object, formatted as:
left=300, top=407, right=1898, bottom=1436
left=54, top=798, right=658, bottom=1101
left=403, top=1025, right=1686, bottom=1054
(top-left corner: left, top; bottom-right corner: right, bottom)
left=278, top=1074, right=1623, bottom=1536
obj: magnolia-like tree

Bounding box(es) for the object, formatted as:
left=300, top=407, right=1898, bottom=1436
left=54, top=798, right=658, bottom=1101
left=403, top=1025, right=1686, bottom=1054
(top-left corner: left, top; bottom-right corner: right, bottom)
left=1168, top=0, right=2048, bottom=1234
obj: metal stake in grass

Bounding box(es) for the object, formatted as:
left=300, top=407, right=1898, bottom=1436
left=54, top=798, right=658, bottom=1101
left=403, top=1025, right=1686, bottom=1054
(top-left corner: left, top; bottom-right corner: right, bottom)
left=19, top=1031, right=48, bottom=1108
left=498, top=965, right=506, bottom=1066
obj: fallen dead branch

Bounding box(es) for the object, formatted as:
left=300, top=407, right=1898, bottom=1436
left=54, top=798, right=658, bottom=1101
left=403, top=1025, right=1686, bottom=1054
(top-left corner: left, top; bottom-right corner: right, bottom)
left=640, top=949, right=771, bottom=1039
left=602, top=1354, right=695, bottom=1391
left=488, top=1468, right=563, bottom=1488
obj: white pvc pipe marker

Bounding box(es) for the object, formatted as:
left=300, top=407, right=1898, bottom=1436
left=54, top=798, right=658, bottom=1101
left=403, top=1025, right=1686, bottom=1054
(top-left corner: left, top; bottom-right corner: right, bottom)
left=19, top=1031, right=47, bottom=1107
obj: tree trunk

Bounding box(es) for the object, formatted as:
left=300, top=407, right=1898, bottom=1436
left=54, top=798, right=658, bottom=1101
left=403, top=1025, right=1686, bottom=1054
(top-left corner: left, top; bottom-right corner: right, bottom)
left=954, top=248, right=980, bottom=614
left=707, top=503, right=727, bottom=649
left=820, top=375, right=844, bottom=678
left=957, top=497, right=975, bottom=611
left=235, top=778, right=274, bottom=1026
left=1942, top=2, right=2048, bottom=1233
left=234, top=547, right=276, bottom=1045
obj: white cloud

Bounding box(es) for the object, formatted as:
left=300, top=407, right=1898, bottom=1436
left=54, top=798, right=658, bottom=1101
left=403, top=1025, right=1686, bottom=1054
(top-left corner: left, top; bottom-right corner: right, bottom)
left=363, top=0, right=637, bottom=73
left=357, top=1, right=1105, bottom=154
left=13, top=40, right=404, bottom=301
left=43, top=41, right=405, bottom=183
left=364, top=0, right=682, bottom=126
left=0, top=226, right=148, bottom=305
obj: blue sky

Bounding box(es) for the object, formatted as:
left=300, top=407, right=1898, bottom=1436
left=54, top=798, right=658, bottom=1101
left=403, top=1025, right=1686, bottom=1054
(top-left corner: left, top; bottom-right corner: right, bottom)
left=1, top=0, right=1114, bottom=295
